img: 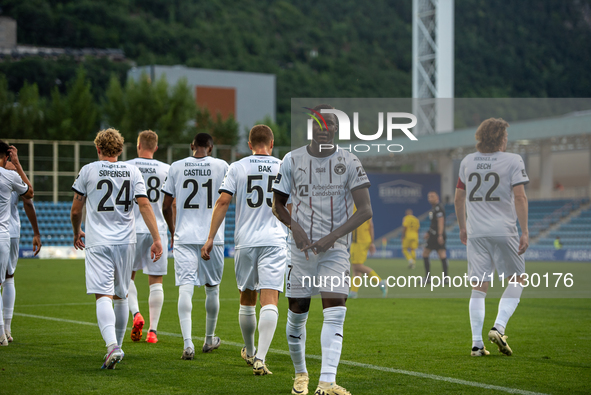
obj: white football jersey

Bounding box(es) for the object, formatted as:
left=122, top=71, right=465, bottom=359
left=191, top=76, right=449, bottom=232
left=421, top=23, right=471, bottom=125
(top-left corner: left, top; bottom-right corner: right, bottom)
left=458, top=151, right=529, bottom=238
left=8, top=191, right=20, bottom=238
left=72, top=161, right=147, bottom=248
left=162, top=156, right=229, bottom=245
left=273, top=146, right=370, bottom=247
left=0, top=168, right=28, bottom=241
left=219, top=155, right=287, bottom=249
left=126, top=158, right=170, bottom=234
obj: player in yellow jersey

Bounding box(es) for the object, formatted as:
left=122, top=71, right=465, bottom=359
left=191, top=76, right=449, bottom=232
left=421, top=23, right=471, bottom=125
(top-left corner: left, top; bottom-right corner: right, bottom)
left=349, top=207, right=387, bottom=299
left=402, top=209, right=420, bottom=269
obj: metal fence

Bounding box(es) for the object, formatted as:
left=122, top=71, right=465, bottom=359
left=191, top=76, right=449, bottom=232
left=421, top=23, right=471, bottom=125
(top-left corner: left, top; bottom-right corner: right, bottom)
left=4, top=139, right=290, bottom=202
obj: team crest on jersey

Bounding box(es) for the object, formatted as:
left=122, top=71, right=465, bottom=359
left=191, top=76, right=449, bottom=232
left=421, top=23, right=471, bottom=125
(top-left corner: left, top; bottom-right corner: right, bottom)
left=334, top=163, right=346, bottom=175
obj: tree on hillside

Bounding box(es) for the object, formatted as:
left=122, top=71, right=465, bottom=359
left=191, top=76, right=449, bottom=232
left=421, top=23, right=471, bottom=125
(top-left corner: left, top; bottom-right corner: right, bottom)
left=46, top=67, right=99, bottom=140
left=103, top=73, right=196, bottom=146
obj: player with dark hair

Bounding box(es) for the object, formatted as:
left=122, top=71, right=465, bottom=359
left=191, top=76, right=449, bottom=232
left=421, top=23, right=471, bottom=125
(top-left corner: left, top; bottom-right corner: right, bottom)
left=0, top=142, right=34, bottom=346
left=422, top=191, right=448, bottom=283
left=455, top=118, right=529, bottom=357
left=202, top=124, right=287, bottom=375
left=2, top=158, right=41, bottom=344
left=163, top=133, right=229, bottom=360
left=273, top=104, right=372, bottom=395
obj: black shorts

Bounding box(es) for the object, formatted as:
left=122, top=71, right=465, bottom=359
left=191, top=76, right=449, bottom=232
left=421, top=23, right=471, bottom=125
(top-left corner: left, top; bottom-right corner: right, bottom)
left=426, top=233, right=446, bottom=251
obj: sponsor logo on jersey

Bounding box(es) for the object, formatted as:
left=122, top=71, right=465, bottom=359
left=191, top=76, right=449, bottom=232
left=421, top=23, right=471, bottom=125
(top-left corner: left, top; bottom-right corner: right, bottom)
left=356, top=166, right=366, bottom=177
left=297, top=167, right=307, bottom=174
left=522, top=169, right=527, bottom=177
left=311, top=184, right=344, bottom=196
left=315, top=167, right=326, bottom=173
left=334, top=164, right=346, bottom=175
left=274, top=173, right=282, bottom=183
left=298, top=185, right=309, bottom=197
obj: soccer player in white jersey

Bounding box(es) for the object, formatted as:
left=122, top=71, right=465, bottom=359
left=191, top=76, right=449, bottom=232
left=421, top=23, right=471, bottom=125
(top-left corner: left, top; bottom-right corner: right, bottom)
left=454, top=118, right=529, bottom=357
left=71, top=129, right=163, bottom=369
left=162, top=133, right=229, bottom=360
left=202, top=125, right=287, bottom=375
left=0, top=142, right=34, bottom=346
left=273, top=104, right=373, bottom=395
left=2, top=160, right=42, bottom=343
left=126, top=130, right=171, bottom=344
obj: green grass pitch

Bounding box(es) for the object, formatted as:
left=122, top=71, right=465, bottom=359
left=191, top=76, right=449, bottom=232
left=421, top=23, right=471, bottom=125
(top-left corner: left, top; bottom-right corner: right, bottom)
left=1, top=258, right=590, bottom=394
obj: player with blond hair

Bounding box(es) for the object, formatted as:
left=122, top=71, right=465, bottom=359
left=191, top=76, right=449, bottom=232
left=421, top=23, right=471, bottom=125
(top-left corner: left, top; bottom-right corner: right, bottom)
left=71, top=128, right=163, bottom=368
left=126, top=130, right=171, bottom=344
left=455, top=118, right=529, bottom=357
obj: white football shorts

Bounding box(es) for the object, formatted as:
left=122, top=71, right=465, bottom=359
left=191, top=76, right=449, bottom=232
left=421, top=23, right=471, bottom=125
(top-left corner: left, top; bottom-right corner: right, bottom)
left=85, top=243, right=136, bottom=298
left=234, top=246, right=287, bottom=292
left=133, top=232, right=168, bottom=275
left=8, top=237, right=19, bottom=275
left=467, top=235, right=525, bottom=280
left=0, top=239, right=10, bottom=283
left=286, top=243, right=351, bottom=298
left=174, top=244, right=224, bottom=287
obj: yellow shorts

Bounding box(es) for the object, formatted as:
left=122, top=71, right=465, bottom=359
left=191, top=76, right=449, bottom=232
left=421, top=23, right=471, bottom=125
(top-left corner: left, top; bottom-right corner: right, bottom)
left=350, top=242, right=371, bottom=264
left=402, top=237, right=418, bottom=250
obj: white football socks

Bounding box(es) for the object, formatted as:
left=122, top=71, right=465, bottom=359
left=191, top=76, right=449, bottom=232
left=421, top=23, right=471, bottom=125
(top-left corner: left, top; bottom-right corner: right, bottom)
left=239, top=305, right=257, bottom=356
left=96, top=297, right=117, bottom=347
left=204, top=285, right=220, bottom=345
left=286, top=310, right=308, bottom=374
left=469, top=290, right=487, bottom=348
left=257, top=304, right=278, bottom=362
left=127, top=279, right=140, bottom=316
left=148, top=283, right=164, bottom=332
left=0, top=287, right=4, bottom=336
left=495, top=282, right=523, bottom=333
left=2, top=277, right=15, bottom=334
left=113, top=299, right=129, bottom=347
left=178, top=284, right=194, bottom=349
left=319, top=306, right=346, bottom=383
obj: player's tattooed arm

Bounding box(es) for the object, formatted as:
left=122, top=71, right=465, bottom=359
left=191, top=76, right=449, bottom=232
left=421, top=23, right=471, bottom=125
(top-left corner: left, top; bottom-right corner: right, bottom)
left=71, top=193, right=86, bottom=250
left=162, top=194, right=175, bottom=248
left=304, top=187, right=373, bottom=255
left=514, top=184, right=529, bottom=254
left=7, top=145, right=34, bottom=199
left=22, top=197, right=42, bottom=256
left=454, top=188, right=467, bottom=245
left=137, top=196, right=163, bottom=262
left=273, top=192, right=313, bottom=259
left=201, top=192, right=232, bottom=260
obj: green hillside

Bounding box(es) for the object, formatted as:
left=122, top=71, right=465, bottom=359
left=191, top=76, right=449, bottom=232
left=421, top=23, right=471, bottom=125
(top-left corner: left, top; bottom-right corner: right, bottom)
left=1, top=0, right=590, bottom=129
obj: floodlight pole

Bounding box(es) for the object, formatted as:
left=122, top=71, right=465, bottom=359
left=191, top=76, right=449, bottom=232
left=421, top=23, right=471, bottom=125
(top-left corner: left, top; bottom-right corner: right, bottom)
left=412, top=0, right=454, bottom=135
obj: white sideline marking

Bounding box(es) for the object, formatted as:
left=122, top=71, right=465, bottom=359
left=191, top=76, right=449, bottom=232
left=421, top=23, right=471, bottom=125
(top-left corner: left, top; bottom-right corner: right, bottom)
left=17, top=299, right=239, bottom=307
left=15, top=312, right=548, bottom=395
